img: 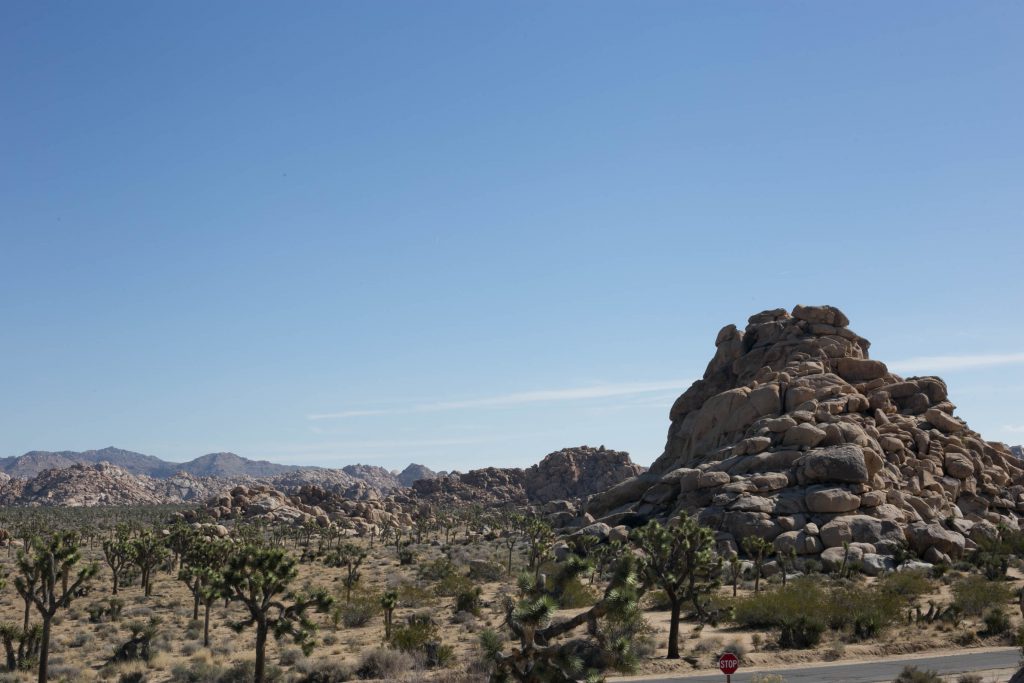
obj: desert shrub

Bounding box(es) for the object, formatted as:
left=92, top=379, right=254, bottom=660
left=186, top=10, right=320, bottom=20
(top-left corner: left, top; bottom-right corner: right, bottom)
left=557, top=577, right=598, bottom=609
left=293, top=659, right=353, bottom=683
left=356, top=647, right=416, bottom=679
left=733, top=580, right=823, bottom=628
left=958, top=675, right=983, bottom=683
left=425, top=642, right=455, bottom=668
left=894, top=666, right=942, bottom=683
left=398, top=547, right=416, bottom=565
left=879, top=570, right=933, bottom=601
left=455, top=586, right=482, bottom=616
left=396, top=582, right=433, bottom=608
left=217, top=660, right=283, bottom=683
left=390, top=613, right=438, bottom=653
left=337, top=593, right=380, bottom=628
left=829, top=586, right=903, bottom=640
left=722, top=639, right=747, bottom=659
left=69, top=631, right=94, bottom=648
left=467, top=560, right=504, bottom=582
left=982, top=607, right=1012, bottom=636
left=184, top=619, right=203, bottom=640
left=169, top=658, right=224, bottom=683
left=119, top=673, right=147, bottom=683
left=278, top=646, right=306, bottom=666
left=643, top=589, right=672, bottom=611
left=733, top=578, right=826, bottom=649
left=952, top=575, right=1012, bottom=616
left=435, top=573, right=473, bottom=598
left=419, top=557, right=458, bottom=582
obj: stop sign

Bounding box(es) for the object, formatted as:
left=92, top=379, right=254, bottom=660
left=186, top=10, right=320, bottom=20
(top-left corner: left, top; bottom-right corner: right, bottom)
left=718, top=652, right=740, bottom=675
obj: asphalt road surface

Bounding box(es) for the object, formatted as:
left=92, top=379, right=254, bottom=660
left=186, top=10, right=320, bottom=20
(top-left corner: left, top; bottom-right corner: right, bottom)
left=613, top=647, right=1021, bottom=682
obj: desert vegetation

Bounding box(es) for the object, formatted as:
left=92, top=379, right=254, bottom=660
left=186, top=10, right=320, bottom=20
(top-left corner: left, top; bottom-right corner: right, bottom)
left=0, top=502, right=1018, bottom=683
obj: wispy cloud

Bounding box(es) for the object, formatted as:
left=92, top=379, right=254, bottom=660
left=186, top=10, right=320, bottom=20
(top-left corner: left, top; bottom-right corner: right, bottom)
left=1003, top=425, right=1024, bottom=434
left=308, top=380, right=690, bottom=420
left=890, top=352, right=1024, bottom=374
left=306, top=409, right=390, bottom=420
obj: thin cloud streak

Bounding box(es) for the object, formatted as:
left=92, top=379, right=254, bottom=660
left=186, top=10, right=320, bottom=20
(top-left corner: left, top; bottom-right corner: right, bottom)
left=307, top=380, right=690, bottom=421
left=1003, top=425, right=1024, bottom=434
left=890, top=352, right=1024, bottom=373
left=307, top=408, right=391, bottom=420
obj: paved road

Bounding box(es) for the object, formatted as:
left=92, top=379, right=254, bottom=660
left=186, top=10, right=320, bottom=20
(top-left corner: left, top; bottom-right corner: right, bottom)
left=613, top=648, right=1021, bottom=682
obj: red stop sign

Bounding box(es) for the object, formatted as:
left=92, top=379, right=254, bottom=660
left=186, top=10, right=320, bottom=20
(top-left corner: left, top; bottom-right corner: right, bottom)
left=718, top=652, right=740, bottom=675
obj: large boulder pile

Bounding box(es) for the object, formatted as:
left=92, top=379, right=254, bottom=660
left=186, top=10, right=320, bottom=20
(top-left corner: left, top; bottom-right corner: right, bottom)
left=186, top=483, right=415, bottom=536
left=397, top=463, right=438, bottom=487
left=412, top=467, right=528, bottom=505
left=0, top=463, right=172, bottom=507
left=524, top=446, right=646, bottom=503
left=588, top=305, right=1024, bottom=567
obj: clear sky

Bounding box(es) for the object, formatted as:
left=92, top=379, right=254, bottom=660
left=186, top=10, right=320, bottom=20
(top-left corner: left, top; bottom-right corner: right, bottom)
left=2, top=2, right=1022, bottom=472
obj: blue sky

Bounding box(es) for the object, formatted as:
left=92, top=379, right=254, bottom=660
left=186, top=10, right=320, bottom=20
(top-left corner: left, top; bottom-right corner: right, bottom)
left=2, top=2, right=1022, bottom=471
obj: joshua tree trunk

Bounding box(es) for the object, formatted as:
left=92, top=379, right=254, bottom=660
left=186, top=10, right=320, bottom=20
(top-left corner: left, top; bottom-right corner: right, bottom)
left=203, top=603, right=211, bottom=648
left=254, top=620, right=268, bottom=683
left=37, top=617, right=50, bottom=683
left=667, top=597, right=681, bottom=659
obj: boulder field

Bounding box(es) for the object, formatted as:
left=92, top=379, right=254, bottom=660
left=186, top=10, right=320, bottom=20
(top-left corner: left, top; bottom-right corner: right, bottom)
left=588, top=305, right=1023, bottom=571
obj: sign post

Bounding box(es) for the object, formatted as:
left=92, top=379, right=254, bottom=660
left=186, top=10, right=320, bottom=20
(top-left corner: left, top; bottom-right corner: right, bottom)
left=718, top=652, right=739, bottom=682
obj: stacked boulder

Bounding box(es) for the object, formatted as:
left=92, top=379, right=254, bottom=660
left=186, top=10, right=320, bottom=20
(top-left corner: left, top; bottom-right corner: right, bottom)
left=524, top=445, right=646, bottom=504
left=588, top=305, right=1024, bottom=571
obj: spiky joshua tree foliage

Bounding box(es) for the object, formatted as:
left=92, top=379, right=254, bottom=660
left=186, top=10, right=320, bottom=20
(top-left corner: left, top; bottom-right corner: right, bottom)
left=630, top=515, right=720, bottom=659
left=481, top=549, right=646, bottom=683
left=324, top=541, right=366, bottom=603
left=221, top=544, right=333, bottom=683
left=14, top=531, right=97, bottom=683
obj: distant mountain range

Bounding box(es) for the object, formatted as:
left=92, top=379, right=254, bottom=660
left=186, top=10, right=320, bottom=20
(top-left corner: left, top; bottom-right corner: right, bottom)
left=0, top=446, right=437, bottom=487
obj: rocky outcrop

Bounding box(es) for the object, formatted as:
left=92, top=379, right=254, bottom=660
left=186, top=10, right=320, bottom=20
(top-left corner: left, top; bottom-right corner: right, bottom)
left=0, top=463, right=227, bottom=507
left=588, top=305, right=1024, bottom=567
left=187, top=483, right=415, bottom=536
left=412, top=467, right=528, bottom=505
left=523, top=446, right=646, bottom=503
left=1012, top=445, right=1023, bottom=460
left=397, top=463, right=438, bottom=487
left=341, top=464, right=401, bottom=491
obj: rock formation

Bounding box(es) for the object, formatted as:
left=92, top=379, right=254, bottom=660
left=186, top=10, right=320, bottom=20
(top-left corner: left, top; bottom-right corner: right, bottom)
left=588, top=305, right=1024, bottom=571
left=0, top=463, right=223, bottom=507
left=397, top=463, right=438, bottom=487
left=524, top=446, right=646, bottom=503
left=1012, top=445, right=1023, bottom=460
left=412, top=467, right=529, bottom=505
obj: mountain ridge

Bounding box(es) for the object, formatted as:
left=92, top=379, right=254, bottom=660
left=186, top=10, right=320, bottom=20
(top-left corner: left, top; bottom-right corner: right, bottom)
left=0, top=446, right=434, bottom=487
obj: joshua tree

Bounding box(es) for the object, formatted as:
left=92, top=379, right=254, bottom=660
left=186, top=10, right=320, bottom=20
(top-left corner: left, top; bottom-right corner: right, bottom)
left=727, top=554, right=741, bottom=597
left=742, top=536, right=773, bottom=594
left=380, top=590, right=398, bottom=640
left=165, top=521, right=197, bottom=573
left=483, top=551, right=646, bottom=682
left=630, top=516, right=720, bottom=659
left=524, top=517, right=554, bottom=578
left=221, top=545, right=333, bottom=683
left=0, top=622, right=42, bottom=672
left=131, top=532, right=169, bottom=597
left=325, top=541, right=366, bottom=602
left=178, top=537, right=231, bottom=622
left=502, top=513, right=525, bottom=575
left=14, top=531, right=97, bottom=683
left=101, top=528, right=135, bottom=596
